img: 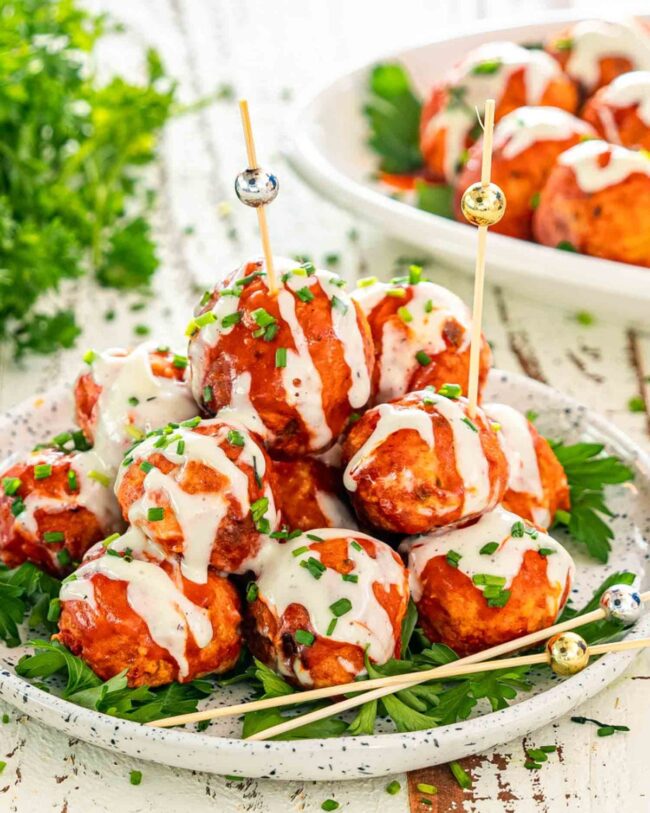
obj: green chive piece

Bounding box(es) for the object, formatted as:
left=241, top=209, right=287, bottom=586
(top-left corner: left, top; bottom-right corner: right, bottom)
left=34, top=464, right=52, bottom=480
left=227, top=429, right=245, bottom=447
left=450, top=761, right=472, bottom=789
left=526, top=749, right=548, bottom=762
left=128, top=396, right=139, bottom=407
left=331, top=295, right=348, bottom=314
left=472, top=574, right=506, bottom=587
left=415, top=350, right=432, bottom=366
left=0, top=761, right=6, bottom=774
left=252, top=308, right=276, bottom=328
left=461, top=416, right=478, bottom=432
left=83, top=349, right=97, bottom=365
left=292, top=545, right=309, bottom=558
left=140, top=461, right=154, bottom=474
left=296, top=287, right=315, bottom=303
left=221, top=311, right=243, bottom=328
left=397, top=306, right=413, bottom=323
left=147, top=507, right=164, bottom=522
left=540, top=745, right=557, bottom=753
left=43, top=531, right=65, bottom=544
left=275, top=347, right=287, bottom=368
left=181, top=416, right=201, bottom=428
left=203, top=386, right=213, bottom=403
left=525, top=760, right=542, bottom=770
left=329, top=598, right=352, bottom=617
left=53, top=431, right=73, bottom=448
left=134, top=324, right=150, bottom=336
left=47, top=598, right=61, bottom=623
left=56, top=549, right=71, bottom=566
left=597, top=726, right=616, bottom=737
left=129, top=770, right=142, bottom=786
left=357, top=276, right=378, bottom=288
left=416, top=783, right=437, bottom=795
left=321, top=801, right=339, bottom=812
left=88, top=470, right=111, bottom=487
left=173, top=354, right=188, bottom=369
left=2, top=477, right=21, bottom=496
left=511, top=521, right=525, bottom=538
left=10, top=499, right=25, bottom=517
left=124, top=425, right=146, bottom=441
left=446, top=550, right=462, bottom=568
left=306, top=533, right=323, bottom=542
left=408, top=265, right=422, bottom=284
left=342, top=573, right=358, bottom=583
left=300, top=557, right=326, bottom=579
left=385, top=780, right=401, bottom=795
left=1, top=714, right=8, bottom=724
left=538, top=547, right=556, bottom=556
left=385, top=288, right=406, bottom=298
left=326, top=618, right=338, bottom=636
left=176, top=440, right=185, bottom=455
left=350, top=540, right=363, bottom=553
left=195, top=312, right=217, bottom=328
left=424, top=299, right=433, bottom=313
left=438, top=383, right=462, bottom=399
left=480, top=542, right=498, bottom=555
left=246, top=582, right=259, bottom=603
left=487, top=590, right=511, bottom=608
left=251, top=497, right=269, bottom=523
left=238, top=270, right=266, bottom=286
left=102, top=533, right=121, bottom=548
left=295, top=629, right=315, bottom=646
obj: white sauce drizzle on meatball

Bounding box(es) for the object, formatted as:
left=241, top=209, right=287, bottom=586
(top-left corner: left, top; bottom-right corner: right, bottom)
left=401, top=505, right=574, bottom=613
left=114, top=419, right=277, bottom=584
left=423, top=41, right=564, bottom=179
left=314, top=489, right=359, bottom=530
left=352, top=281, right=472, bottom=404
left=493, top=106, right=594, bottom=160
left=60, top=527, right=213, bottom=678
left=253, top=530, right=408, bottom=680
left=594, top=70, right=650, bottom=142
left=558, top=139, right=650, bottom=193
left=564, top=19, right=650, bottom=92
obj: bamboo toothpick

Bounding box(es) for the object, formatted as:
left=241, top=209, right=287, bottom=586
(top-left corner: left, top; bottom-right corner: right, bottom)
left=463, top=98, right=501, bottom=419
left=147, top=589, right=650, bottom=731
left=238, top=99, right=277, bottom=294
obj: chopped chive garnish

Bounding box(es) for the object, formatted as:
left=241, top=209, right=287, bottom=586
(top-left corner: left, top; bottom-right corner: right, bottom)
left=72, top=430, right=91, bottom=451
left=157, top=344, right=170, bottom=353
left=227, top=429, right=245, bottom=447
left=56, top=549, right=71, bottom=566
left=450, top=761, right=472, bottom=790
left=398, top=306, right=413, bottom=324
left=43, top=532, right=64, bottom=544
left=288, top=529, right=302, bottom=539
left=2, top=477, right=21, bottom=496
left=408, top=265, right=422, bottom=284
left=128, top=396, right=139, bottom=407
left=446, top=550, right=462, bottom=568
left=538, top=547, right=556, bottom=556
left=181, top=416, right=201, bottom=428
left=525, top=760, right=541, bottom=770
left=480, top=542, right=498, bottom=555
left=510, top=521, right=525, bottom=538
left=246, top=582, right=259, bottom=603
left=124, top=425, right=145, bottom=441
left=263, top=323, right=278, bottom=341
left=275, top=347, right=287, bottom=368
left=185, top=319, right=198, bottom=336
left=295, top=629, right=315, bottom=646
left=102, top=533, right=120, bottom=548
left=350, top=540, right=363, bottom=552
left=438, top=383, right=462, bottom=399
left=292, top=545, right=309, bottom=557
left=306, top=533, right=323, bottom=542
left=129, top=770, right=142, bottom=786
left=300, top=557, right=326, bottom=579
left=526, top=749, right=549, bottom=762
left=486, top=590, right=511, bottom=608
left=461, top=416, right=478, bottom=432
left=296, top=287, right=315, bottom=303
left=321, top=800, right=339, bottom=812
left=331, top=295, right=348, bottom=314
left=252, top=308, right=276, bottom=327
left=415, top=350, right=432, bottom=366
left=147, top=507, right=165, bottom=522
left=472, top=574, right=506, bottom=587
left=134, top=324, right=150, bottom=336
left=176, top=440, right=185, bottom=455
left=424, top=300, right=433, bottom=313
left=329, top=598, right=352, bottom=617
left=386, top=288, right=406, bottom=298
left=67, top=470, right=78, bottom=491
left=326, top=618, right=338, bottom=636
left=53, top=431, right=73, bottom=448
left=251, top=497, right=269, bottom=524
left=34, top=464, right=52, bottom=480
left=83, top=349, right=97, bottom=365
left=342, top=573, right=358, bottom=583
left=88, top=470, right=111, bottom=487
left=222, top=311, right=242, bottom=328
left=252, top=456, right=263, bottom=489
left=416, top=783, right=437, bottom=795
left=540, top=745, right=557, bottom=753
left=140, top=461, right=154, bottom=473
left=203, top=386, right=213, bottom=403
left=10, top=499, right=25, bottom=517
left=357, top=276, right=378, bottom=288
left=302, top=262, right=316, bottom=276
left=386, top=780, right=401, bottom=795
left=173, top=354, right=188, bottom=369
left=47, top=598, right=61, bottom=623
left=195, top=312, right=217, bottom=328
left=238, top=270, right=266, bottom=286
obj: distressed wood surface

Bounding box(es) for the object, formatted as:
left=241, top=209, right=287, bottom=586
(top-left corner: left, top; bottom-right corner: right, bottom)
left=1, top=0, right=649, bottom=810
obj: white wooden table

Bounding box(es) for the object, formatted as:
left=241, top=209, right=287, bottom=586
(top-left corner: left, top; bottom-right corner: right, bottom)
left=1, top=0, right=649, bottom=810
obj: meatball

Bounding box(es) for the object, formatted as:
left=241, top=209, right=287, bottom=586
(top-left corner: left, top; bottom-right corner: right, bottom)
left=188, top=258, right=374, bottom=457
left=341, top=389, right=508, bottom=535
left=420, top=41, right=578, bottom=181
left=546, top=19, right=650, bottom=94
left=533, top=140, right=650, bottom=266
left=484, top=403, right=570, bottom=529
left=582, top=71, right=650, bottom=149
left=351, top=276, right=491, bottom=404
left=115, top=417, right=278, bottom=582
left=455, top=106, right=595, bottom=239
left=272, top=457, right=357, bottom=532
left=74, top=342, right=197, bottom=472
left=244, top=529, right=409, bottom=688
left=401, top=505, right=574, bottom=655
left=56, top=527, right=242, bottom=686
left=0, top=449, right=123, bottom=575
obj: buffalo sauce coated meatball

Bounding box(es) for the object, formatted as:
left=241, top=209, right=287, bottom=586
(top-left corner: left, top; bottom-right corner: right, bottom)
left=0, top=449, right=123, bottom=575
left=420, top=41, right=578, bottom=182
left=74, top=342, right=196, bottom=471
left=351, top=276, right=491, bottom=404
left=484, top=403, right=569, bottom=529
left=341, top=389, right=508, bottom=535
left=582, top=71, right=650, bottom=149
left=272, top=457, right=357, bottom=532
left=115, top=417, right=278, bottom=581
left=533, top=140, right=650, bottom=266
left=400, top=505, right=574, bottom=655
left=546, top=19, right=650, bottom=94
left=455, top=106, right=595, bottom=239
left=244, top=529, right=409, bottom=688
left=56, top=528, right=242, bottom=686
left=188, top=258, right=374, bottom=457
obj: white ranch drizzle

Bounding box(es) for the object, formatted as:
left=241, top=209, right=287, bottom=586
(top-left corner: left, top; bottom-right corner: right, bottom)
left=558, top=139, right=650, bottom=193
left=311, top=440, right=343, bottom=469
left=216, top=371, right=271, bottom=442
left=87, top=342, right=196, bottom=472
left=343, top=402, right=434, bottom=492
left=484, top=403, right=543, bottom=497
left=352, top=281, right=472, bottom=403
left=254, top=529, right=407, bottom=679
left=564, top=19, right=650, bottom=92
left=423, top=41, right=564, bottom=179
left=60, top=527, right=213, bottom=678
left=314, top=489, right=359, bottom=530
left=493, top=106, right=594, bottom=160
left=401, top=505, right=574, bottom=611
left=114, top=419, right=277, bottom=584
left=594, top=70, right=650, bottom=143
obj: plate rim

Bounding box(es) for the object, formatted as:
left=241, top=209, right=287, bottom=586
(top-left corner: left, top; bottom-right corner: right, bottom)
left=0, top=368, right=649, bottom=779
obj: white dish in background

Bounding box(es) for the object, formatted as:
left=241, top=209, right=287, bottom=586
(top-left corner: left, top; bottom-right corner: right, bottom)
left=1, top=370, right=648, bottom=781
left=284, top=12, right=650, bottom=322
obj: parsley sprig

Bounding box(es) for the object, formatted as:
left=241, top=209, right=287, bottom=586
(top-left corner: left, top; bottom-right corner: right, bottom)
left=0, top=563, right=61, bottom=647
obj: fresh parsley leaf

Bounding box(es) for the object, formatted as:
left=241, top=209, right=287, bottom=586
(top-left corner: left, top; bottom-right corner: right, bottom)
left=415, top=181, right=454, bottom=220
left=0, top=563, right=61, bottom=646
left=400, top=598, right=419, bottom=658
left=364, top=64, right=423, bottom=174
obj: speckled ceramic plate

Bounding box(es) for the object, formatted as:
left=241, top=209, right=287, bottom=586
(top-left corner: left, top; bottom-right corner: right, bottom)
left=284, top=11, right=650, bottom=322
left=0, top=370, right=648, bottom=781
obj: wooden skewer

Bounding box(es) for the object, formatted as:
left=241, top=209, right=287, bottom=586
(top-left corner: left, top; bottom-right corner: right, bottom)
left=466, top=98, right=496, bottom=419
left=245, top=636, right=650, bottom=743
left=238, top=99, right=277, bottom=295
left=147, top=589, right=650, bottom=730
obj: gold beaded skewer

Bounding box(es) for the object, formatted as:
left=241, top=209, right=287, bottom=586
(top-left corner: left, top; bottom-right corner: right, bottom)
left=147, top=585, right=647, bottom=731
left=460, top=98, right=506, bottom=418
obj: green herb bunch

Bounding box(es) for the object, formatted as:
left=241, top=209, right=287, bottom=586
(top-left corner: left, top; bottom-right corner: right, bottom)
left=0, top=0, right=176, bottom=358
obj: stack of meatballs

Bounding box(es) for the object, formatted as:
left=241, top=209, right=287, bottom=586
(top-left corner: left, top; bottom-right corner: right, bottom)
left=0, top=256, right=577, bottom=693
left=417, top=18, right=650, bottom=266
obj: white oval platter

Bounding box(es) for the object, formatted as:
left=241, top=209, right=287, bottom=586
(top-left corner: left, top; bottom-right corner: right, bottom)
left=0, top=370, right=648, bottom=781
left=284, top=11, right=650, bottom=322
